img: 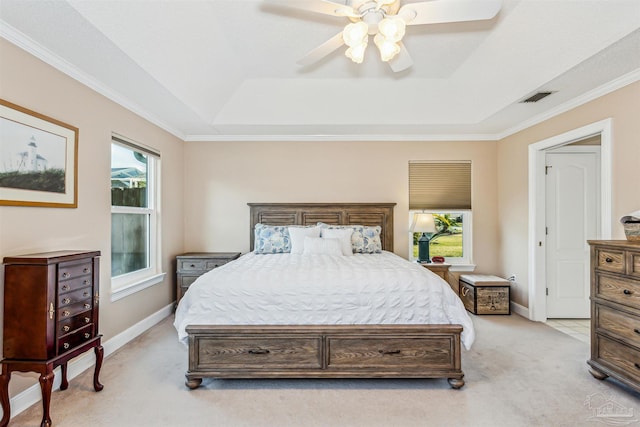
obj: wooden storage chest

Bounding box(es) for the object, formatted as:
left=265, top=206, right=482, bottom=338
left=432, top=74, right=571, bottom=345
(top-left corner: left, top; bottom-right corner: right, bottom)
left=459, top=274, right=510, bottom=315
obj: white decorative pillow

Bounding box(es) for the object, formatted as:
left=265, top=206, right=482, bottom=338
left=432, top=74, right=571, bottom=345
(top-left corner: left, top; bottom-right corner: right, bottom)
left=303, top=237, right=343, bottom=256
left=289, top=226, right=321, bottom=254
left=320, top=228, right=354, bottom=256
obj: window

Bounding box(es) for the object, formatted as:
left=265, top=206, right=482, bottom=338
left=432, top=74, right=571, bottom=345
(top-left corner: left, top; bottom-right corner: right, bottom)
left=111, top=135, right=163, bottom=299
left=408, top=161, right=473, bottom=267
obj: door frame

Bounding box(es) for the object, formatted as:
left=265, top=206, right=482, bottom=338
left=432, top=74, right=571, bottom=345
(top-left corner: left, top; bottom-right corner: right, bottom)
left=527, top=119, right=612, bottom=322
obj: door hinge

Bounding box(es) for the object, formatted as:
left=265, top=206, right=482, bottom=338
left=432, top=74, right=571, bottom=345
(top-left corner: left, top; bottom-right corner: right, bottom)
left=546, top=288, right=549, bottom=296
left=545, top=165, right=552, bottom=175
left=545, top=227, right=548, bottom=235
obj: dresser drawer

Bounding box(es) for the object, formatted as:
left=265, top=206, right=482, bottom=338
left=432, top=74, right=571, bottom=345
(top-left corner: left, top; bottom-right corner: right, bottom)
left=459, top=281, right=475, bottom=313
left=58, top=261, right=93, bottom=281
left=193, top=337, right=321, bottom=369
left=58, top=300, right=93, bottom=321
left=327, top=337, right=457, bottom=369
left=58, top=275, right=92, bottom=294
left=595, top=273, right=640, bottom=309
left=596, top=304, right=640, bottom=348
left=205, top=259, right=232, bottom=270
left=595, top=334, right=640, bottom=383
left=629, top=250, right=640, bottom=278
left=596, top=248, right=626, bottom=274
left=58, top=324, right=94, bottom=354
left=58, top=287, right=92, bottom=308
left=58, top=312, right=92, bottom=335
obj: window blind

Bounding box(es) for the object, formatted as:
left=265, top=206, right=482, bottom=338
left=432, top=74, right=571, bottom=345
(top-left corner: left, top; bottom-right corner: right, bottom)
left=409, top=161, right=471, bottom=210
left=112, top=134, right=160, bottom=158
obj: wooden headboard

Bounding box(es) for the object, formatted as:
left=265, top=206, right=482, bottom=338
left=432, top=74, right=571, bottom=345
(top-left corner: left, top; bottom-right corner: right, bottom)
left=248, top=203, right=396, bottom=252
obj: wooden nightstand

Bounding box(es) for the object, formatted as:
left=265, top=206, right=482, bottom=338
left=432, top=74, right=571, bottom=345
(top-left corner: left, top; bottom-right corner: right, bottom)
left=176, top=252, right=241, bottom=302
left=421, top=262, right=451, bottom=282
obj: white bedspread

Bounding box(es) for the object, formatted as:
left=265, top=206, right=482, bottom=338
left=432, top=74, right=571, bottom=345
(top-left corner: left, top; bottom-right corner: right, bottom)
left=174, top=251, right=475, bottom=349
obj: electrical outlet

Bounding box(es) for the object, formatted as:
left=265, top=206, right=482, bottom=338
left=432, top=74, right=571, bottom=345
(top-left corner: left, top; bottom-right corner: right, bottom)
left=508, top=275, right=516, bottom=282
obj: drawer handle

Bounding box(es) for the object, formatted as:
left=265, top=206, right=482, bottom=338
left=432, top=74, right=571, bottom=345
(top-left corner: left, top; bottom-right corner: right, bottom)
left=605, top=257, right=613, bottom=263
left=635, top=363, right=640, bottom=370
left=85, top=317, right=91, bottom=323
left=623, top=289, right=633, bottom=295
left=61, top=285, right=70, bottom=291
left=379, top=350, right=401, bottom=355
left=63, top=343, right=70, bottom=350
left=62, top=298, right=71, bottom=304
left=461, top=288, right=469, bottom=297
left=84, top=303, right=91, bottom=309
left=634, top=329, right=640, bottom=335
left=83, top=280, right=89, bottom=285
left=62, top=272, right=70, bottom=278
left=84, top=333, right=90, bottom=339
left=248, top=349, right=270, bottom=355
left=83, top=267, right=90, bottom=273
left=62, top=311, right=71, bottom=317
left=83, top=291, right=89, bottom=297
left=190, top=264, right=196, bottom=268
left=63, top=325, right=70, bottom=332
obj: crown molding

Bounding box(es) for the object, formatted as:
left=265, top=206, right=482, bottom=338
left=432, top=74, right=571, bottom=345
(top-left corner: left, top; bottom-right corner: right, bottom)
left=184, top=133, right=499, bottom=142
left=0, top=21, right=186, bottom=141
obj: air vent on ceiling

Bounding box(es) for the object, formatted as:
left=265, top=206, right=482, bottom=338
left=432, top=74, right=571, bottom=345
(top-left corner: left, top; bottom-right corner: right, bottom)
left=520, top=91, right=555, bottom=103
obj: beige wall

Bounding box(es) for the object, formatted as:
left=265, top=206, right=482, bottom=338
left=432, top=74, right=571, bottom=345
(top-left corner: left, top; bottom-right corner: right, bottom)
left=497, top=81, right=640, bottom=307
left=183, top=139, right=500, bottom=275
left=0, top=39, right=184, bottom=396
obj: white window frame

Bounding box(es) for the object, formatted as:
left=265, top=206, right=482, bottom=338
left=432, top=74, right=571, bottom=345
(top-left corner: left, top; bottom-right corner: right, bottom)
left=110, top=136, right=164, bottom=301
left=408, top=210, right=474, bottom=271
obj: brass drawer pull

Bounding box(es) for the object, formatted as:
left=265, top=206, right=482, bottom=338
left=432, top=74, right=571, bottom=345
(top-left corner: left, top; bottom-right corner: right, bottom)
left=63, top=325, right=70, bottom=332
left=62, top=311, right=71, bottom=317
left=84, top=303, right=91, bottom=309
left=248, top=349, right=270, bottom=355
left=605, top=257, right=613, bottom=263
left=83, top=267, right=90, bottom=273
left=85, top=317, right=91, bottom=323
left=83, top=291, right=89, bottom=297
left=62, top=272, right=70, bottom=279
left=83, top=280, right=89, bottom=285
left=63, top=343, right=70, bottom=350
left=379, top=350, right=401, bottom=355
left=623, top=289, right=633, bottom=295
left=61, top=285, right=70, bottom=291
left=84, top=333, right=90, bottom=339
left=62, top=298, right=71, bottom=304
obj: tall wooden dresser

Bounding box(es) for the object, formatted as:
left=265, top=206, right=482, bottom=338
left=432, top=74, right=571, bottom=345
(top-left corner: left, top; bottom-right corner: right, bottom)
left=587, top=240, right=640, bottom=393
left=1, top=250, right=104, bottom=427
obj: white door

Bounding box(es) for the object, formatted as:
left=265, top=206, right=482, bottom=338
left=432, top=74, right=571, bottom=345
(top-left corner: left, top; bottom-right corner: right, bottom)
left=545, top=148, right=599, bottom=318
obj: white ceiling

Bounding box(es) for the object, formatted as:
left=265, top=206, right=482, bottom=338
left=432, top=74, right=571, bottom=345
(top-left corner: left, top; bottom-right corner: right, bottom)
left=1, top=0, right=639, bottom=141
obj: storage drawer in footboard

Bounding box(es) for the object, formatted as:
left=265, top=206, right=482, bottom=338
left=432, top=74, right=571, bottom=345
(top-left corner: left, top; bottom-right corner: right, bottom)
left=327, top=336, right=459, bottom=372
left=189, top=334, right=322, bottom=372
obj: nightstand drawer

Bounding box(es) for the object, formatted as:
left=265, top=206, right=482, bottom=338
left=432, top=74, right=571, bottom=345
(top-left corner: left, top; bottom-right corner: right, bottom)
left=179, top=259, right=205, bottom=272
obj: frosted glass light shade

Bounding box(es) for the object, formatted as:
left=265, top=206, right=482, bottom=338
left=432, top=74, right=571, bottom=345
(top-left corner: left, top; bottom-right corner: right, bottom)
left=343, top=22, right=369, bottom=46
left=374, top=34, right=400, bottom=61
left=345, top=42, right=367, bottom=63
left=378, top=17, right=406, bottom=42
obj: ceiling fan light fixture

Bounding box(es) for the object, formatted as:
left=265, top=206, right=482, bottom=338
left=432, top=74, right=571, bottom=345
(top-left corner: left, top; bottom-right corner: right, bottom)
left=343, top=21, right=369, bottom=46
left=374, top=33, right=400, bottom=61
left=378, top=16, right=406, bottom=42
left=345, top=42, right=368, bottom=63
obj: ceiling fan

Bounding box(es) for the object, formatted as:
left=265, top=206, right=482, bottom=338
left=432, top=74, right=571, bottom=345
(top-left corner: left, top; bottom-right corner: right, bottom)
left=265, top=0, right=502, bottom=72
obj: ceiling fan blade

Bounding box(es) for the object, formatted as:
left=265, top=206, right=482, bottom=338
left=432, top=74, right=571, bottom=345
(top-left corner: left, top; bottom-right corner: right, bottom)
left=399, top=0, right=502, bottom=25
left=297, top=31, right=345, bottom=67
left=388, top=42, right=413, bottom=72
left=264, top=0, right=357, bottom=18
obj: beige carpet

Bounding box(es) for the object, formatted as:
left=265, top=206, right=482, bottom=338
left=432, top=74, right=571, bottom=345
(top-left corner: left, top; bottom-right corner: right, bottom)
left=9, top=314, right=640, bottom=427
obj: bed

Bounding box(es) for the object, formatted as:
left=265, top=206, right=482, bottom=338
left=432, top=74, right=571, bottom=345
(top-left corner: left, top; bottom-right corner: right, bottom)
left=175, top=203, right=473, bottom=389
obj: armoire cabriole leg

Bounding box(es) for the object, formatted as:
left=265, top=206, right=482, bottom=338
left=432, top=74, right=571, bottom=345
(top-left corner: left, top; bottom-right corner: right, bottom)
left=39, top=370, right=54, bottom=427
left=93, top=345, right=104, bottom=392
left=0, top=367, right=11, bottom=427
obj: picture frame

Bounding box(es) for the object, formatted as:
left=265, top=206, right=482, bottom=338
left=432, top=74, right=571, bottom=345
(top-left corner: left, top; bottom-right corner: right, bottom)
left=0, top=99, right=78, bottom=208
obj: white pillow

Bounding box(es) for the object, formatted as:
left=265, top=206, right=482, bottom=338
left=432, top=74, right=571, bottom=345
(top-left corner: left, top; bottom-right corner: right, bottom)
left=303, top=237, right=343, bottom=256
left=320, top=228, right=354, bottom=256
left=289, top=226, right=321, bottom=254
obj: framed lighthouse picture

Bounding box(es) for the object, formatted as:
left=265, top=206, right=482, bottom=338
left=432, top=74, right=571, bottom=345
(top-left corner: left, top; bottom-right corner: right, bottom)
left=0, top=99, right=78, bottom=207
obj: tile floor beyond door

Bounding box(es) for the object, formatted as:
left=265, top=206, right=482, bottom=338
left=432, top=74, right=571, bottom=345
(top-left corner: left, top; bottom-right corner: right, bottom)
left=545, top=319, right=590, bottom=343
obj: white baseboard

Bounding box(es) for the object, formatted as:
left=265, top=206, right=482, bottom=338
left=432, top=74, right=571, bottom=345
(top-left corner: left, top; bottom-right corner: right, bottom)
left=511, top=301, right=530, bottom=319
left=8, top=303, right=174, bottom=418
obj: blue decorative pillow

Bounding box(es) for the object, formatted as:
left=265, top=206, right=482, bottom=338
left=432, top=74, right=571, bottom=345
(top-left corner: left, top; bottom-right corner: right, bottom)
left=317, top=223, right=382, bottom=254
left=254, top=223, right=291, bottom=254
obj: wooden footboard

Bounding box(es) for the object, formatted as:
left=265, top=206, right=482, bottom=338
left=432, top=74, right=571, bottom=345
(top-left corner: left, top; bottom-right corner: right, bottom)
left=185, top=324, right=465, bottom=389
